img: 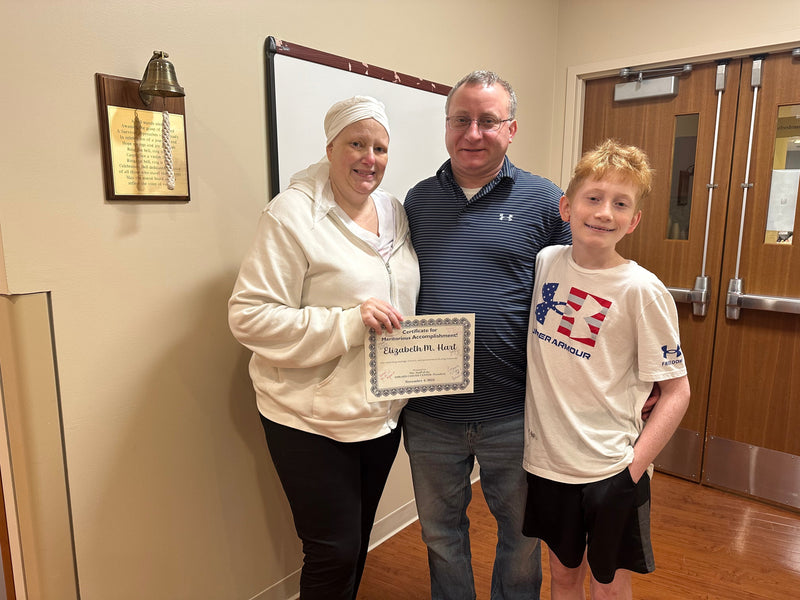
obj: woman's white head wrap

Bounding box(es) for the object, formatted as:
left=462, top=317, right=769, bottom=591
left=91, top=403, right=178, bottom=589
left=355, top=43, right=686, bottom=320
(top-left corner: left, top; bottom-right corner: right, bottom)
left=324, top=96, right=390, bottom=146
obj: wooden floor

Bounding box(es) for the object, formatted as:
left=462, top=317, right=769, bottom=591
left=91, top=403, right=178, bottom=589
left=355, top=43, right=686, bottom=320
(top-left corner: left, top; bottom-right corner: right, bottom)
left=358, top=473, right=800, bottom=599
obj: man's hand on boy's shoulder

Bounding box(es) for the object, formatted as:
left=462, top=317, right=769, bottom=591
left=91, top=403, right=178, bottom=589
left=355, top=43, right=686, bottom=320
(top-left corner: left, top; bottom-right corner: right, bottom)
left=642, top=382, right=661, bottom=421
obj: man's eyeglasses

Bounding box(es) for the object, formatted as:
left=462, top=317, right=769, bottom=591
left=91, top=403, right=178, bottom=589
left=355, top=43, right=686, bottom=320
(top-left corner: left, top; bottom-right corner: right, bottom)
left=446, top=116, right=513, bottom=132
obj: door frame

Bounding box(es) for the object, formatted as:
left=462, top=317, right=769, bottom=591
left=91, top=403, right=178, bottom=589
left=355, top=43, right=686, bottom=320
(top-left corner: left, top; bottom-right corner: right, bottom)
left=560, top=37, right=800, bottom=186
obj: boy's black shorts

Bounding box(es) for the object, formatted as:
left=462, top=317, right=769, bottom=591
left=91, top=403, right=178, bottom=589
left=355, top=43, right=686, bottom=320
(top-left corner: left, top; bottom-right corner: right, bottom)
left=522, top=469, right=655, bottom=584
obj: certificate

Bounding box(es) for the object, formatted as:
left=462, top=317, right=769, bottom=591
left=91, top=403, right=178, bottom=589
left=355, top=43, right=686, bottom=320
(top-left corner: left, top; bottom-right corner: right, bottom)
left=365, top=313, right=474, bottom=403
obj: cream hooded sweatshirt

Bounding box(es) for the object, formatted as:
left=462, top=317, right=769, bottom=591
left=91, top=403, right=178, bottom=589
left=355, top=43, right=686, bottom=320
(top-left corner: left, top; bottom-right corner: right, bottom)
left=228, top=161, right=420, bottom=442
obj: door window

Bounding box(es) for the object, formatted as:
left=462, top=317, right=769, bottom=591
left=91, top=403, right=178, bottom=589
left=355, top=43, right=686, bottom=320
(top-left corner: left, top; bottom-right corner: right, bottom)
left=667, top=114, right=699, bottom=240
left=765, top=104, right=800, bottom=244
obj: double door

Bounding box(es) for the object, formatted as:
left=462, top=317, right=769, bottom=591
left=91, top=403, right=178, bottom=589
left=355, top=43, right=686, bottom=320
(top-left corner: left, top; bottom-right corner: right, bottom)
left=582, top=49, right=800, bottom=509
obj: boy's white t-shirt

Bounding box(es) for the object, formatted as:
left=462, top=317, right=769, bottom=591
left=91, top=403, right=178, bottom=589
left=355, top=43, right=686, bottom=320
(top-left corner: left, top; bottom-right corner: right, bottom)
left=523, top=245, right=687, bottom=484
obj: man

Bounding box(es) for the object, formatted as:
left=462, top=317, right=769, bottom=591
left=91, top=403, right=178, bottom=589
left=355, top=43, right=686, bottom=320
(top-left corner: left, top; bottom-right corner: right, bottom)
left=402, top=71, right=571, bottom=600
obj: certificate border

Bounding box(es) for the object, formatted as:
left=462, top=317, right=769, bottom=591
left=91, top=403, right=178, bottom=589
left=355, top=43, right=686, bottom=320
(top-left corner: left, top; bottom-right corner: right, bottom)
left=367, top=315, right=473, bottom=398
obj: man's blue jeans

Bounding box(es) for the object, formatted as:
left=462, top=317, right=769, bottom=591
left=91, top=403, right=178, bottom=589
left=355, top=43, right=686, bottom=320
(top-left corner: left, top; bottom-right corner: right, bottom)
left=403, top=410, right=542, bottom=599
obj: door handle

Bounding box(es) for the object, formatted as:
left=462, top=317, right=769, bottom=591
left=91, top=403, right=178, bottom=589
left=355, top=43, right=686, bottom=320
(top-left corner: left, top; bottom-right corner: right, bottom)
left=726, top=277, right=800, bottom=319
left=667, top=276, right=710, bottom=316
left=684, top=61, right=729, bottom=320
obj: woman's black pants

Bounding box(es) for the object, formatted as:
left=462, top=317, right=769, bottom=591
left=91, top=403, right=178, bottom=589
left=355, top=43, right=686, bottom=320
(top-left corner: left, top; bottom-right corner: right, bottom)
left=261, top=416, right=401, bottom=600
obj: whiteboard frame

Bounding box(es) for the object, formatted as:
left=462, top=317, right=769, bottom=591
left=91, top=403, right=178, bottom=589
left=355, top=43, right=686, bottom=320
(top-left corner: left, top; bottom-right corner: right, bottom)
left=264, top=36, right=451, bottom=202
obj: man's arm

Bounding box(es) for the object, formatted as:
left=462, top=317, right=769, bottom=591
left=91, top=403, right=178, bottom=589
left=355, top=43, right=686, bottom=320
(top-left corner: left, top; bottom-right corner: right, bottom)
left=641, top=382, right=660, bottom=420
left=628, top=375, right=690, bottom=482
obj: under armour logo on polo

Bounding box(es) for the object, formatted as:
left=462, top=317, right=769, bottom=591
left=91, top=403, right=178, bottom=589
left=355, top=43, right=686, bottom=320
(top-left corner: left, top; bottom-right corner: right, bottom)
left=499, top=213, right=514, bottom=221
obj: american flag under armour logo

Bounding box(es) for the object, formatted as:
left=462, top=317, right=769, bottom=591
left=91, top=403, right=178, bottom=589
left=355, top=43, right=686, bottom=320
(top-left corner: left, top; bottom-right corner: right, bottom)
left=535, top=282, right=567, bottom=324
left=556, top=287, right=612, bottom=347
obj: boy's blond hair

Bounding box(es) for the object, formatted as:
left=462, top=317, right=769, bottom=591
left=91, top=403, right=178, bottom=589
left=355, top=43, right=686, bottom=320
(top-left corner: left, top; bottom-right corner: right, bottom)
left=565, top=140, right=654, bottom=207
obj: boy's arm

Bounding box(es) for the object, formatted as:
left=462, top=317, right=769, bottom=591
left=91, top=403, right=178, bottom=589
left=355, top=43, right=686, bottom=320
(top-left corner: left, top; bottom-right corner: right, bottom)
left=628, top=375, right=691, bottom=483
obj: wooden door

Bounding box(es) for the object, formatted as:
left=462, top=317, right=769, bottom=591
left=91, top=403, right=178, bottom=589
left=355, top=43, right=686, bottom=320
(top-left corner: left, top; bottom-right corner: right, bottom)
left=581, top=50, right=800, bottom=510
left=703, top=52, right=800, bottom=508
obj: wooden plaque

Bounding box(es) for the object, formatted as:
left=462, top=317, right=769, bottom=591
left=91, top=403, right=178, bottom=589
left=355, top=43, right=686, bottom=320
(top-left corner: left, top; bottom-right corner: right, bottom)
left=95, top=73, right=190, bottom=201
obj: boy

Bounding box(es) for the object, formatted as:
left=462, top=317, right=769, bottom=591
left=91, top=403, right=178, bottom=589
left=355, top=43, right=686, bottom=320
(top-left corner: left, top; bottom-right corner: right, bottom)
left=522, top=140, right=690, bottom=599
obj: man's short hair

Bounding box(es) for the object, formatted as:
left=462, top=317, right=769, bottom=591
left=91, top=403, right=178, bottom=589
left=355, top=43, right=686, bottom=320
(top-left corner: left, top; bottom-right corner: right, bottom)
left=445, top=71, right=517, bottom=120
left=566, top=140, right=654, bottom=206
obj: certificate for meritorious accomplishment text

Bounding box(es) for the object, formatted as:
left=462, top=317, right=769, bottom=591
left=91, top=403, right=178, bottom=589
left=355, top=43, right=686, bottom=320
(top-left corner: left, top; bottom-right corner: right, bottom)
left=365, top=313, right=474, bottom=403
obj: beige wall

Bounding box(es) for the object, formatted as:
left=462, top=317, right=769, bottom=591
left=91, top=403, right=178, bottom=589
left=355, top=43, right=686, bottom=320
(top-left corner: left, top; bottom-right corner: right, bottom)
left=0, top=1, right=559, bottom=599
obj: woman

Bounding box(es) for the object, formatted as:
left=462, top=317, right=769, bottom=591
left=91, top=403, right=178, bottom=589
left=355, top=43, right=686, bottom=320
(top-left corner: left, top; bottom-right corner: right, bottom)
left=228, top=96, right=419, bottom=600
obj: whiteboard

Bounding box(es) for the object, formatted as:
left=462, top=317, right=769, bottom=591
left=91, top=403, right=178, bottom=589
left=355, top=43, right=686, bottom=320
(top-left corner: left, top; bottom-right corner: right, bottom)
left=265, top=37, right=450, bottom=202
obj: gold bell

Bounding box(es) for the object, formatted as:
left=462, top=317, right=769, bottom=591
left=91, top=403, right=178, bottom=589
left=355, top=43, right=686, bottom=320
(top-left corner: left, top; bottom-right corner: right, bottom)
left=139, top=50, right=185, bottom=105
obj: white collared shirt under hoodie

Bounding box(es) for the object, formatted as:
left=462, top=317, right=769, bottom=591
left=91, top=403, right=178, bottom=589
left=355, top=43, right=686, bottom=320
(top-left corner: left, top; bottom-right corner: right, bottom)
left=228, top=160, right=420, bottom=442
